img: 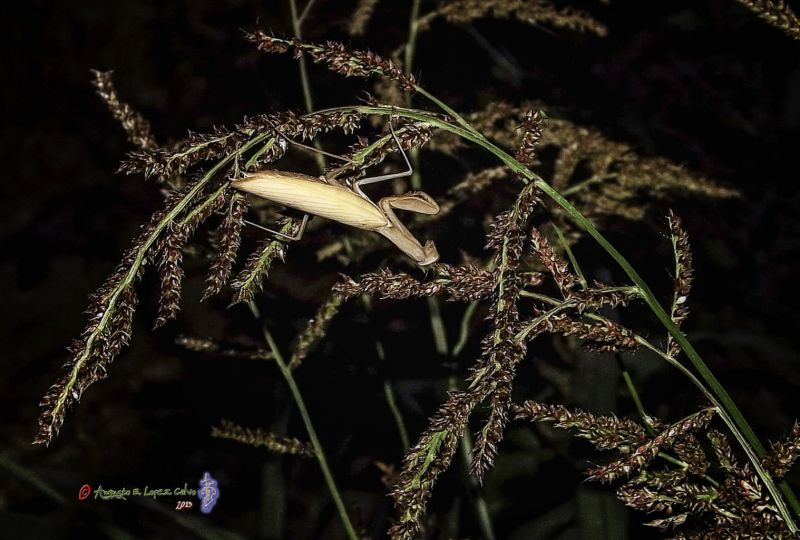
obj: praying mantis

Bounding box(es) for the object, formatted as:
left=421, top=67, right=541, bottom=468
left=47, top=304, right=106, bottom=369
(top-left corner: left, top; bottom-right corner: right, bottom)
left=231, top=123, right=441, bottom=265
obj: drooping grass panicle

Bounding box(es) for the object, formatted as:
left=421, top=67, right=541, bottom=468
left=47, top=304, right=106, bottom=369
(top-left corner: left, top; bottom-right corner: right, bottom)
left=549, top=317, right=637, bottom=352
left=91, top=69, right=156, bottom=151
left=736, top=0, right=800, bottom=40
left=35, top=196, right=177, bottom=445
left=432, top=100, right=738, bottom=222
left=175, top=334, right=273, bottom=361
left=516, top=400, right=794, bottom=536
left=466, top=183, right=540, bottom=481
left=515, top=109, right=546, bottom=166
left=203, top=194, right=249, bottom=301
left=415, top=0, right=608, bottom=37
left=587, top=408, right=716, bottom=483
left=120, top=109, right=364, bottom=179
left=211, top=419, right=314, bottom=457
left=244, top=31, right=417, bottom=91
left=389, top=391, right=474, bottom=540
left=529, top=227, right=579, bottom=293
left=382, top=182, right=540, bottom=539
left=289, top=292, right=344, bottom=370
left=666, top=211, right=693, bottom=359
left=153, top=221, right=190, bottom=328
left=333, top=263, right=495, bottom=302
left=230, top=219, right=298, bottom=305
left=513, top=400, right=648, bottom=452
left=35, top=130, right=270, bottom=446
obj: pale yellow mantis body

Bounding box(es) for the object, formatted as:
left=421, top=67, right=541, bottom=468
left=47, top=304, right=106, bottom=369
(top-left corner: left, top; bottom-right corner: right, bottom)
left=231, top=125, right=440, bottom=265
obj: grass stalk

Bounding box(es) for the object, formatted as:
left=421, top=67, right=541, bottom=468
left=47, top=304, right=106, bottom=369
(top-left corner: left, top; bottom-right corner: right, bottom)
left=377, top=341, right=411, bottom=452
left=552, top=223, right=588, bottom=289
left=288, top=0, right=326, bottom=173
left=404, top=0, right=423, bottom=189
left=247, top=301, right=358, bottom=540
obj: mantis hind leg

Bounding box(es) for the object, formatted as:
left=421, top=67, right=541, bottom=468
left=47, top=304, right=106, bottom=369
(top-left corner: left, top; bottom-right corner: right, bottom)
left=244, top=214, right=309, bottom=241
left=353, top=122, right=413, bottom=201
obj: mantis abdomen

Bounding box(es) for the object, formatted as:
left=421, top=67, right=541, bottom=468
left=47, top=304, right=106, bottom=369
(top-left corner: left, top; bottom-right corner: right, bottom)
left=232, top=170, right=388, bottom=229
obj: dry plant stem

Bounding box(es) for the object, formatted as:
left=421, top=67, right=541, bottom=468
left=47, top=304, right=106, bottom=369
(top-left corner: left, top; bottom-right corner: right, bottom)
left=318, top=102, right=799, bottom=528
left=248, top=301, right=357, bottom=540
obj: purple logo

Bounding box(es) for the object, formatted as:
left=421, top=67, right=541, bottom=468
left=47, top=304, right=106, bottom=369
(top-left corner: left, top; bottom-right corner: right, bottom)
left=198, top=472, right=219, bottom=514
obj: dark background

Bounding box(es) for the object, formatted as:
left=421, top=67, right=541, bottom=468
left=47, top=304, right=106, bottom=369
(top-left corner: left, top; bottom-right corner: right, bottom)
left=3, top=1, right=800, bottom=539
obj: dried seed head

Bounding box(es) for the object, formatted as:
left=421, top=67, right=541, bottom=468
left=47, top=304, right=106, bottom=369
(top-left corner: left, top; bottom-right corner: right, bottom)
left=515, top=109, right=546, bottom=166
left=121, top=109, right=363, bottom=179
left=91, top=69, right=156, bottom=151
left=391, top=391, right=475, bottom=540
left=529, top=228, right=578, bottom=293
left=672, top=433, right=710, bottom=475
left=203, top=194, right=248, bottom=300
left=416, top=0, right=608, bottom=37
left=736, top=0, right=800, bottom=41
left=514, top=400, right=648, bottom=451
left=212, top=419, right=314, bottom=457
left=153, top=222, right=190, bottom=328
left=230, top=220, right=297, bottom=305
left=551, top=318, right=638, bottom=352
left=289, top=293, right=344, bottom=370
left=763, top=422, right=800, bottom=478
left=245, top=32, right=417, bottom=91
left=333, top=264, right=495, bottom=303
left=588, top=408, right=716, bottom=483
left=34, top=196, right=183, bottom=445
left=667, top=211, right=693, bottom=358
left=175, top=334, right=272, bottom=361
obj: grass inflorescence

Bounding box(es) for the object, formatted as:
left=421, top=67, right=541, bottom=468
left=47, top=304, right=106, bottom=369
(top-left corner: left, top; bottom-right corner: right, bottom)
left=36, top=10, right=800, bottom=539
